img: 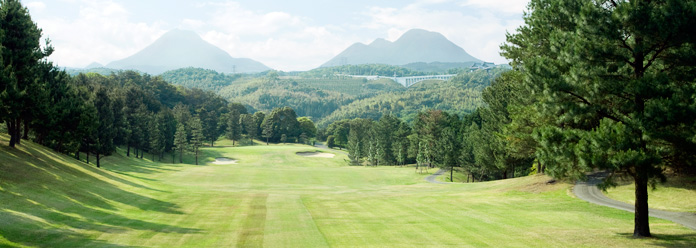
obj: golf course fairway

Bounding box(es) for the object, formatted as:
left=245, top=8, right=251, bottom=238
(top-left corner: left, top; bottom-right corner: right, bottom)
left=1, top=135, right=694, bottom=247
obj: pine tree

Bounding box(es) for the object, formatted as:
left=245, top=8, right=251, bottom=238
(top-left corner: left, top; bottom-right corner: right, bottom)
left=503, top=0, right=696, bottom=237
left=226, top=109, right=241, bottom=145
left=190, top=117, right=205, bottom=165
left=174, top=123, right=187, bottom=163
left=241, top=114, right=257, bottom=145
left=0, top=0, right=53, bottom=147
left=149, top=119, right=163, bottom=162
left=94, top=88, right=115, bottom=168
left=261, top=119, right=273, bottom=145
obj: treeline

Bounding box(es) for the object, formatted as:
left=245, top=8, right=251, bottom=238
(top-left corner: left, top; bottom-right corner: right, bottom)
left=3, top=65, right=239, bottom=167
left=300, top=64, right=429, bottom=78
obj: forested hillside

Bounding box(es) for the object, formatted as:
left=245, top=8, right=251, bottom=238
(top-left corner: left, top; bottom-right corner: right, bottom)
left=317, top=68, right=504, bottom=126
left=217, top=72, right=407, bottom=120
left=161, top=67, right=244, bottom=92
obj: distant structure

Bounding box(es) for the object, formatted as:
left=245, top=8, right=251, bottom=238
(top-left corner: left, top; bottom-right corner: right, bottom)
left=340, top=74, right=456, bottom=87
left=469, top=62, right=496, bottom=71
left=392, top=75, right=456, bottom=87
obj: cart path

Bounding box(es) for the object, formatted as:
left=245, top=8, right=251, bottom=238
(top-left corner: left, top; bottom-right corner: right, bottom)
left=425, top=169, right=451, bottom=184
left=573, top=172, right=696, bottom=230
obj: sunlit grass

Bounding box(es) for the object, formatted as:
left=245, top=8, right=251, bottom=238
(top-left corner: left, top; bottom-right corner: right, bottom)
left=0, top=134, right=694, bottom=247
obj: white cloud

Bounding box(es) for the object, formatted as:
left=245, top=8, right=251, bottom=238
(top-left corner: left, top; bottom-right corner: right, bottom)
left=199, top=3, right=353, bottom=71
left=461, top=0, right=530, bottom=14
left=35, top=0, right=166, bottom=67
left=32, top=0, right=528, bottom=71
left=26, top=1, right=46, bottom=12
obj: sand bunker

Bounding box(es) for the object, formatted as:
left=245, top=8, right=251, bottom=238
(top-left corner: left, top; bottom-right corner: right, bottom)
left=296, top=152, right=335, bottom=158
left=212, top=157, right=238, bottom=165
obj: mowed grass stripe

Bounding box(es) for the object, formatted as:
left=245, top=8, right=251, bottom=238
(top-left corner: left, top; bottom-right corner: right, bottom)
left=261, top=194, right=329, bottom=247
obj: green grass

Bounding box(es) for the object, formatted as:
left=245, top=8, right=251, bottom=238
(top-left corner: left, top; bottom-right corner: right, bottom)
left=605, top=177, right=696, bottom=213
left=1, top=134, right=695, bottom=247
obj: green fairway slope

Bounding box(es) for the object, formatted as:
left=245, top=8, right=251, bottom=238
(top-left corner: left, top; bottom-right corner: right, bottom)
left=1, top=134, right=694, bottom=247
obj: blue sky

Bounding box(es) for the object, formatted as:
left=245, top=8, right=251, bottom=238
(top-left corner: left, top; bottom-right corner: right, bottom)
left=25, top=0, right=529, bottom=71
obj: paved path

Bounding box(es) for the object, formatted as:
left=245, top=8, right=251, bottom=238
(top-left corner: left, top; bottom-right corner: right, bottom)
left=574, top=172, right=696, bottom=230
left=425, top=169, right=451, bottom=184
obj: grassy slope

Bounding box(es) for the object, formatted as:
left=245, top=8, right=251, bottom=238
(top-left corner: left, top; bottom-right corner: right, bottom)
left=1, top=134, right=694, bottom=247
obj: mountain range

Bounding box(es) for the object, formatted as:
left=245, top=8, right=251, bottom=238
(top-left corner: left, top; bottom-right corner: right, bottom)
left=106, top=29, right=271, bottom=75
left=321, top=29, right=482, bottom=67
left=95, top=29, right=484, bottom=75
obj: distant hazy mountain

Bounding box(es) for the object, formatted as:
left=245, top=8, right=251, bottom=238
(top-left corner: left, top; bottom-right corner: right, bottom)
left=321, top=29, right=482, bottom=67
left=106, top=29, right=271, bottom=75
left=85, top=62, right=103, bottom=69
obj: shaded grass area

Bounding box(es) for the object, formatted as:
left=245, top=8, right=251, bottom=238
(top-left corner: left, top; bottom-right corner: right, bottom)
left=605, top=176, right=696, bottom=213
left=1, top=134, right=695, bottom=247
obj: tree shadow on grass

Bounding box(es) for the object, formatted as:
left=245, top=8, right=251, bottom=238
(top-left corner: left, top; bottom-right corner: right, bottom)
left=0, top=211, right=140, bottom=248
left=615, top=232, right=696, bottom=247
left=0, top=140, right=201, bottom=247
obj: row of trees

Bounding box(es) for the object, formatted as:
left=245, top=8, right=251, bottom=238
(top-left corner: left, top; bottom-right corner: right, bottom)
left=325, top=104, right=530, bottom=183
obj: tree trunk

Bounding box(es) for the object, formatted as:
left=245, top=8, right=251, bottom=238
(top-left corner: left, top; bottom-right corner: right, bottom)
left=536, top=162, right=542, bottom=174
left=541, top=163, right=545, bottom=174
left=96, top=152, right=101, bottom=168
left=14, top=118, right=21, bottom=145
left=195, top=148, right=198, bottom=165
left=7, top=121, right=16, bottom=148
left=86, top=150, right=90, bottom=164
left=127, top=145, right=130, bottom=157
left=633, top=174, right=651, bottom=237
left=502, top=170, right=507, bottom=179
left=512, top=164, right=515, bottom=178
left=172, top=151, right=175, bottom=164
left=450, top=166, right=454, bottom=182
left=22, top=119, right=29, bottom=140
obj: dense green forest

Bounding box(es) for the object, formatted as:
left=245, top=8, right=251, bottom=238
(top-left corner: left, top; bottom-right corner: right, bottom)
left=150, top=64, right=498, bottom=126
left=322, top=71, right=532, bottom=183
left=161, top=67, right=244, bottom=92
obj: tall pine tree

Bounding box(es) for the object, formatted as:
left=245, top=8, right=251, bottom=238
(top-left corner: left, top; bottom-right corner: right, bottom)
left=503, top=0, right=696, bottom=237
